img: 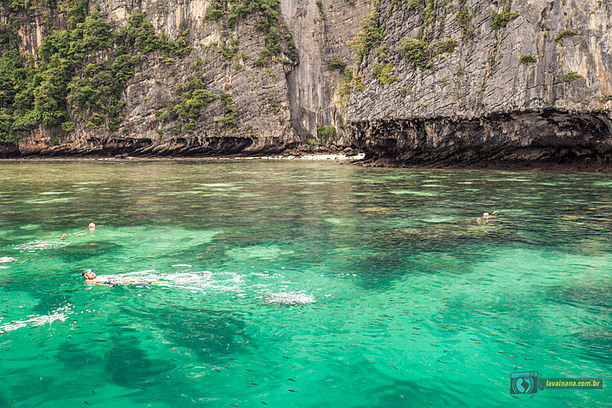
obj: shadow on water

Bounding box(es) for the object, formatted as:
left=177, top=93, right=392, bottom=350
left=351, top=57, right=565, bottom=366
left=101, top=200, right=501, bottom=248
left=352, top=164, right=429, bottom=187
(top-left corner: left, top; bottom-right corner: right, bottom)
left=347, top=363, right=470, bottom=408
left=5, top=374, right=61, bottom=407
left=547, top=285, right=612, bottom=309
left=56, top=341, right=105, bottom=372
left=0, top=274, right=76, bottom=315
left=350, top=254, right=412, bottom=289
left=574, top=328, right=612, bottom=365
left=172, top=240, right=228, bottom=267
left=55, top=333, right=199, bottom=407
left=347, top=235, right=497, bottom=290
left=0, top=390, right=9, bottom=408
left=103, top=335, right=176, bottom=388
left=30, top=291, right=74, bottom=315
left=129, top=306, right=249, bottom=363
left=56, top=330, right=175, bottom=387
left=0, top=238, right=13, bottom=249
left=545, top=284, right=612, bottom=364
left=50, top=241, right=123, bottom=262
left=358, top=212, right=558, bottom=289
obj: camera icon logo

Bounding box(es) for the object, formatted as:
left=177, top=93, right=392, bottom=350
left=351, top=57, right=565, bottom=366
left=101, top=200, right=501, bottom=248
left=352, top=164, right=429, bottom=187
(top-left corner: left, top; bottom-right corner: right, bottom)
left=510, top=371, right=539, bottom=394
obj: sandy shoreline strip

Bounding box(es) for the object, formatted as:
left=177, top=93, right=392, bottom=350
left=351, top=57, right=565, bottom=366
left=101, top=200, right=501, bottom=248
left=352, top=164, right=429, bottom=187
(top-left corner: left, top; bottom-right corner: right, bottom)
left=2, top=154, right=608, bottom=171
left=256, top=153, right=365, bottom=161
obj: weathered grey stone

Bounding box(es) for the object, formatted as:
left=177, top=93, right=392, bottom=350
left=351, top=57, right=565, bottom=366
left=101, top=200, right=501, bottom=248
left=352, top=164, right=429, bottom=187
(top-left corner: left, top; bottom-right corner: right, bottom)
left=2, top=0, right=611, bottom=168
left=347, top=0, right=612, bottom=168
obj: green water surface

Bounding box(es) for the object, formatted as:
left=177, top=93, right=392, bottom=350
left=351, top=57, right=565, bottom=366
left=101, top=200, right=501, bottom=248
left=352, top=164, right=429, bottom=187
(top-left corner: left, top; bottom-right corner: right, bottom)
left=0, top=160, right=610, bottom=407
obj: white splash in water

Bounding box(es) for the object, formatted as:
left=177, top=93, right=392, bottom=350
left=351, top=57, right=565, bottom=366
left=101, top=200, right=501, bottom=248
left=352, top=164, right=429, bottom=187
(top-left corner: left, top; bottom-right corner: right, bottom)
left=120, top=270, right=242, bottom=291
left=104, top=270, right=315, bottom=302
left=267, top=292, right=316, bottom=305
left=13, top=241, right=69, bottom=252
left=0, top=306, right=72, bottom=334
left=163, top=271, right=242, bottom=291
left=0, top=257, right=16, bottom=263
left=171, top=264, right=192, bottom=268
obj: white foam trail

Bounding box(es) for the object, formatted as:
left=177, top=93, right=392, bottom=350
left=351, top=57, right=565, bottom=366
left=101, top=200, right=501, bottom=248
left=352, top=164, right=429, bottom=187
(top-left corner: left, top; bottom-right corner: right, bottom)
left=160, top=271, right=242, bottom=291
left=171, top=264, right=192, bottom=268
left=162, top=272, right=211, bottom=286
left=0, top=257, right=16, bottom=263
left=122, top=270, right=158, bottom=277
left=267, top=292, right=315, bottom=305
left=113, top=270, right=242, bottom=291
left=0, top=306, right=72, bottom=334
left=13, top=241, right=69, bottom=252
left=101, top=270, right=315, bottom=302
left=115, top=270, right=161, bottom=282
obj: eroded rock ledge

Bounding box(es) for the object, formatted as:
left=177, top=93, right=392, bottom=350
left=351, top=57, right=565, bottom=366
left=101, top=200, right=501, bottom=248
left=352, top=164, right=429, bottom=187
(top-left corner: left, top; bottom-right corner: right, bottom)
left=8, top=135, right=298, bottom=158
left=350, top=110, right=612, bottom=170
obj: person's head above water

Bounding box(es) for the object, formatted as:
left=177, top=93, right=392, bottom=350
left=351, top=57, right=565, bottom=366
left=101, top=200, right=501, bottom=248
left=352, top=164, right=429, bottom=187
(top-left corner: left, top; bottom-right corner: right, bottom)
left=81, top=269, right=96, bottom=280
left=88, top=223, right=96, bottom=231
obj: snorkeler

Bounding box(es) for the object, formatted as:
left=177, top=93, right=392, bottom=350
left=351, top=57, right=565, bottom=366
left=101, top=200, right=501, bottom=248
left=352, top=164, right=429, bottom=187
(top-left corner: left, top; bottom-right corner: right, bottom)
left=483, top=211, right=498, bottom=220
left=477, top=210, right=498, bottom=223
left=81, top=269, right=148, bottom=287
left=60, top=222, right=97, bottom=240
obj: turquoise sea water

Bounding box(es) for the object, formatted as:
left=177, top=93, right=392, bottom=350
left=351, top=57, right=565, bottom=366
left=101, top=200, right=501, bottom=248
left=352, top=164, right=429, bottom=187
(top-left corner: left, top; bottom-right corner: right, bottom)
left=0, top=160, right=609, bottom=407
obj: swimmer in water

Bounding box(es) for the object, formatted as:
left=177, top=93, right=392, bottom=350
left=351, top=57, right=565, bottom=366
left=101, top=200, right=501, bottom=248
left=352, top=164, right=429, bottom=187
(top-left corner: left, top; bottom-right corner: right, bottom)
left=81, top=269, right=148, bottom=287
left=484, top=211, right=499, bottom=220
left=60, top=222, right=97, bottom=240
left=477, top=210, right=498, bottom=224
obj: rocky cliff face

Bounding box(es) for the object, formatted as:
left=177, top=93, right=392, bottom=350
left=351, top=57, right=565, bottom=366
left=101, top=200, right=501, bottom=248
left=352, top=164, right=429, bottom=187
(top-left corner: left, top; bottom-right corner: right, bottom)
left=1, top=0, right=611, bottom=168
left=348, top=0, right=612, bottom=167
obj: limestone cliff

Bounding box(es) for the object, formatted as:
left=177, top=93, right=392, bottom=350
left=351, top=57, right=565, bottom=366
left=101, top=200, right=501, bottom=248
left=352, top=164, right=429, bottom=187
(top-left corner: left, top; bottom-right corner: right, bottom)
left=0, top=0, right=610, bottom=168
left=348, top=0, right=612, bottom=167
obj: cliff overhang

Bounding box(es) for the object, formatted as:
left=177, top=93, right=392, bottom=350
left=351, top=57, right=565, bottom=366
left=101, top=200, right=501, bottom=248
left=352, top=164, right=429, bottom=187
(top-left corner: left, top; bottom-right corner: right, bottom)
left=350, top=109, right=612, bottom=170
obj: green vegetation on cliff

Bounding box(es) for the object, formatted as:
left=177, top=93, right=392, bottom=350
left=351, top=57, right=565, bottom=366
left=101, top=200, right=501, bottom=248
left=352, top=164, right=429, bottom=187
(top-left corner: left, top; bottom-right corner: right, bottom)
left=355, top=0, right=458, bottom=81
left=157, top=76, right=217, bottom=133
left=396, top=37, right=457, bottom=70
left=372, top=63, right=398, bottom=85
left=519, top=55, right=536, bottom=64
left=0, top=23, right=27, bottom=143
left=315, top=0, right=324, bottom=18
left=317, top=126, right=336, bottom=144
left=156, top=76, right=237, bottom=134
left=492, top=5, right=519, bottom=29
left=325, top=57, right=346, bottom=72
left=205, top=1, right=224, bottom=21
left=555, top=29, right=580, bottom=44
left=456, top=0, right=475, bottom=38
left=356, top=2, right=384, bottom=65
left=216, top=93, right=238, bottom=130
left=563, top=71, right=582, bottom=81
left=205, top=0, right=292, bottom=68
left=0, top=1, right=191, bottom=144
